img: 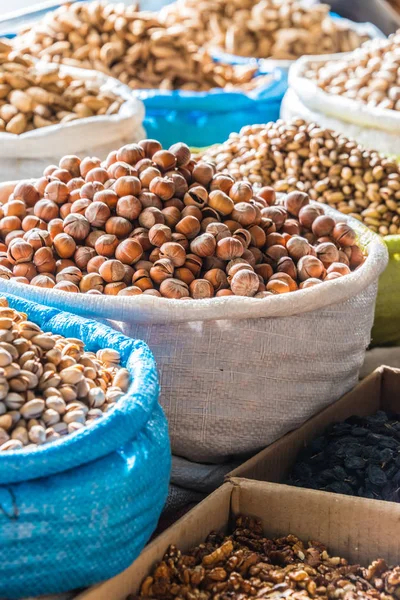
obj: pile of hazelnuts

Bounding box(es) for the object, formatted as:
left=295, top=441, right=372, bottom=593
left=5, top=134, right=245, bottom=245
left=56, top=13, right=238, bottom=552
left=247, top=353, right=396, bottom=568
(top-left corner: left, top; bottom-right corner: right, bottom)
left=0, top=139, right=365, bottom=299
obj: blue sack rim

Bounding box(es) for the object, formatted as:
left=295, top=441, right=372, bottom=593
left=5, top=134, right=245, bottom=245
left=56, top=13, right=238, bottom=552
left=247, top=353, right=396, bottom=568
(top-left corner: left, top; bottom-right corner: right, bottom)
left=0, top=293, right=159, bottom=485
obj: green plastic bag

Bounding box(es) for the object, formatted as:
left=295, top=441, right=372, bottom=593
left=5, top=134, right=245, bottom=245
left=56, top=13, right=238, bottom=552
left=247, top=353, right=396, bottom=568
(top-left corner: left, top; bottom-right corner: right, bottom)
left=372, top=235, right=400, bottom=347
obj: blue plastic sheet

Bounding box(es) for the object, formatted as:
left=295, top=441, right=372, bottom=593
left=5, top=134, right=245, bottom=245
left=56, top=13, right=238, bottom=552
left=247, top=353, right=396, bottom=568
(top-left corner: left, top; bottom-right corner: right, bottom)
left=134, top=68, right=287, bottom=148
left=0, top=293, right=171, bottom=599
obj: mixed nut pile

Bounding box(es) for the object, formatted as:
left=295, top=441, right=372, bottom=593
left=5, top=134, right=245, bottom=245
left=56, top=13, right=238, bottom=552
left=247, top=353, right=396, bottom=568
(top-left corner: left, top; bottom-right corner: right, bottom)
left=12, top=2, right=270, bottom=92
left=201, top=119, right=400, bottom=236
left=303, top=31, right=400, bottom=111
left=130, top=516, right=400, bottom=600
left=0, top=40, right=123, bottom=134
left=160, top=0, right=370, bottom=60
left=0, top=139, right=365, bottom=299
left=0, top=298, right=129, bottom=451
left=289, top=410, right=400, bottom=502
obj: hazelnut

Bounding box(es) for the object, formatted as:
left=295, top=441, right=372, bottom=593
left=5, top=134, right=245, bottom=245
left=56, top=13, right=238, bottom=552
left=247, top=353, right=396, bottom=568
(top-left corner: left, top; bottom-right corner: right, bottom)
left=230, top=269, right=259, bottom=297
left=312, top=215, right=336, bottom=238
left=95, top=234, right=119, bottom=257
left=169, top=142, right=191, bottom=167
left=85, top=167, right=109, bottom=184
left=284, top=191, right=309, bottom=216
left=99, top=260, right=126, bottom=283
left=257, top=187, right=276, bottom=206
left=4, top=200, right=26, bottom=219
left=175, top=267, right=195, bottom=285
left=332, top=222, right=357, bottom=247
left=204, top=268, right=228, bottom=291
left=139, top=140, right=163, bottom=159
left=87, top=256, right=107, bottom=273
left=56, top=266, right=82, bottom=285
left=326, top=262, right=351, bottom=276
left=229, top=182, right=253, bottom=204
left=191, top=162, right=214, bottom=186
left=33, top=247, right=56, bottom=273
left=233, top=228, right=252, bottom=249
left=298, top=205, right=322, bottom=229
left=115, top=239, right=143, bottom=265
left=299, top=278, right=322, bottom=289
left=63, top=214, right=90, bottom=241
left=149, top=177, right=175, bottom=201
left=53, top=233, right=76, bottom=258
left=159, top=278, right=189, bottom=299
left=216, top=237, right=243, bottom=261
left=277, top=256, right=297, bottom=280
left=184, top=254, right=203, bottom=277
left=34, top=199, right=59, bottom=222
left=266, top=233, right=286, bottom=248
left=265, top=245, right=288, bottom=262
left=316, top=242, right=340, bottom=267
left=116, top=144, right=145, bottom=165
left=254, top=263, right=273, bottom=281
left=210, top=173, right=234, bottom=193
left=160, top=242, right=186, bottom=267
left=59, top=155, right=81, bottom=177
left=162, top=206, right=181, bottom=229
left=93, top=189, right=118, bottom=209
left=216, top=289, right=234, bottom=297
left=148, top=224, right=172, bottom=247
left=189, top=279, right=213, bottom=299
left=138, top=207, right=164, bottom=229
left=74, top=246, right=96, bottom=270
left=283, top=219, right=301, bottom=235
left=13, top=182, right=39, bottom=207
left=150, top=258, right=174, bottom=284
left=13, top=263, right=37, bottom=281
left=116, top=195, right=142, bottom=220
left=85, top=202, right=111, bottom=227
left=231, top=202, right=257, bottom=227
left=266, top=279, right=291, bottom=294
left=105, top=216, right=133, bottom=238
left=44, top=181, right=69, bottom=204
left=261, top=206, right=287, bottom=229
left=118, top=286, right=143, bottom=296
left=108, top=161, right=136, bottom=179
left=184, top=186, right=208, bottom=209
left=104, top=282, right=127, bottom=295
left=208, top=190, right=234, bottom=216
left=175, top=216, right=200, bottom=240
left=297, top=256, right=325, bottom=281
left=153, top=150, right=177, bottom=171
left=7, top=239, right=33, bottom=264
left=286, top=236, right=311, bottom=261
left=48, top=219, right=64, bottom=240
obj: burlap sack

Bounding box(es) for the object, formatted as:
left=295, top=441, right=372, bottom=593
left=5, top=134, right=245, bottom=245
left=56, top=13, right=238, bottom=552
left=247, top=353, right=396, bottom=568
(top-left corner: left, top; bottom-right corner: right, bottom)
left=0, top=185, right=388, bottom=462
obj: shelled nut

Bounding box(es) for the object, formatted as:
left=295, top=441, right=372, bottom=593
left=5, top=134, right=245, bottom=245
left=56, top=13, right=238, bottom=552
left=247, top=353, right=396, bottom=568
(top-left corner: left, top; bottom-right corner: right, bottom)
left=0, top=41, right=123, bottom=133
left=0, top=298, right=130, bottom=451
left=201, top=119, right=400, bottom=236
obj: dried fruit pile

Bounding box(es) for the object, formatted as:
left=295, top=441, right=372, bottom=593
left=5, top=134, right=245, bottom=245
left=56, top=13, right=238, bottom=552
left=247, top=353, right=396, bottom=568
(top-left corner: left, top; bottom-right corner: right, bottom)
left=288, top=411, right=400, bottom=502
left=0, top=139, right=365, bottom=298
left=11, top=2, right=271, bottom=92
left=0, top=40, right=123, bottom=134
left=130, top=516, right=400, bottom=600
left=160, top=0, right=370, bottom=59
left=302, top=32, right=400, bottom=111
left=201, top=119, right=400, bottom=236
left=0, top=297, right=129, bottom=451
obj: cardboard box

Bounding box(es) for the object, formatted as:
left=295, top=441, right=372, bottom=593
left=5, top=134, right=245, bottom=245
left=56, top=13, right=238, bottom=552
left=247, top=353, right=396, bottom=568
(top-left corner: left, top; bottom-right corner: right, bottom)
left=229, top=366, right=400, bottom=484
left=76, top=476, right=400, bottom=600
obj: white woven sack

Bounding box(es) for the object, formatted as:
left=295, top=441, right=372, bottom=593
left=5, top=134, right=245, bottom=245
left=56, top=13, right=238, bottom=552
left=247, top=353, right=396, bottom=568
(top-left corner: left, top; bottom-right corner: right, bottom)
left=0, top=181, right=388, bottom=462
left=0, top=63, right=145, bottom=180
left=287, top=51, right=400, bottom=155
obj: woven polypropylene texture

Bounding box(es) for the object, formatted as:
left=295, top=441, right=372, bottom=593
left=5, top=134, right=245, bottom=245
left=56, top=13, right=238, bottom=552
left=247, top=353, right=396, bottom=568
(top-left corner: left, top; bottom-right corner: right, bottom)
left=0, top=293, right=171, bottom=600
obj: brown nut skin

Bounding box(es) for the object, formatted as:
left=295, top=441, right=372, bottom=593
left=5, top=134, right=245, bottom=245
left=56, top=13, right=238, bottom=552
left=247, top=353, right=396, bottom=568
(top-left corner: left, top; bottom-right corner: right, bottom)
left=63, top=214, right=90, bottom=241
left=210, top=173, right=234, bottom=194
left=297, top=256, right=325, bottom=281
left=286, top=236, right=311, bottom=261
left=138, top=140, right=162, bottom=159
left=175, top=216, right=201, bottom=240
left=104, top=282, right=127, bottom=295
left=181, top=205, right=202, bottom=221
left=53, top=233, right=76, bottom=259
left=282, top=219, right=301, bottom=236
left=159, top=278, right=189, bottom=299
left=153, top=150, right=177, bottom=171
left=190, top=233, right=216, bottom=258
left=31, top=275, right=55, bottom=288
left=299, top=278, right=323, bottom=289
left=231, top=202, right=257, bottom=226
left=254, top=263, right=273, bottom=281
left=149, top=176, right=175, bottom=201
left=33, top=247, right=56, bottom=273
left=99, top=260, right=126, bottom=283
left=105, top=216, right=133, bottom=238
left=184, top=186, right=208, bottom=209
left=266, top=279, right=291, bottom=294
left=277, top=256, right=297, bottom=280
left=332, top=222, right=357, bottom=247
left=117, top=286, right=143, bottom=296
left=261, top=206, right=287, bottom=229
left=316, top=242, right=340, bottom=267
left=44, top=181, right=69, bottom=205
left=116, top=195, right=142, bottom=221
left=4, top=200, right=26, bottom=219
left=248, top=225, right=266, bottom=249
left=13, top=263, right=37, bottom=281
left=229, top=182, right=253, bottom=204
left=169, top=142, right=191, bottom=167
left=324, top=272, right=343, bottom=281
left=298, top=205, right=322, bottom=229
left=312, top=215, right=336, bottom=238
left=7, top=239, right=33, bottom=264
left=34, top=200, right=59, bottom=222
left=265, top=245, right=288, bottom=262
left=138, top=207, right=164, bottom=230
left=131, top=270, right=153, bottom=291
left=230, top=269, right=259, bottom=297
left=85, top=202, right=111, bottom=228
left=116, top=144, right=145, bottom=165
left=204, top=268, right=228, bottom=291
left=174, top=267, right=195, bottom=286
left=80, top=273, right=104, bottom=293
left=269, top=272, right=298, bottom=292
left=113, top=176, right=141, bottom=198
left=184, top=254, right=203, bottom=277
left=208, top=190, right=234, bottom=216
left=265, top=233, right=286, bottom=248
left=74, top=246, right=96, bottom=271
left=326, top=262, right=351, bottom=276
left=216, top=289, right=234, bottom=297
left=48, top=219, right=64, bottom=241
left=233, top=228, right=252, bottom=250
left=59, top=155, right=81, bottom=177
left=189, top=279, right=214, bottom=299
left=284, top=191, right=309, bottom=216
left=192, top=162, right=214, bottom=186
left=159, top=242, right=186, bottom=267
left=115, top=239, right=143, bottom=265
left=162, top=206, right=181, bottom=229
left=347, top=245, right=364, bottom=269
left=95, top=234, right=119, bottom=258
left=13, top=182, right=39, bottom=207
left=257, top=186, right=276, bottom=206
left=216, top=237, right=243, bottom=261
left=146, top=224, right=172, bottom=249
left=150, top=258, right=175, bottom=285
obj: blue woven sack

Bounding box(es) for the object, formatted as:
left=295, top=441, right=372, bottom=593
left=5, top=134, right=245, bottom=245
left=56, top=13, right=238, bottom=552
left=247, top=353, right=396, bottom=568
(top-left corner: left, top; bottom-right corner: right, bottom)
left=0, top=293, right=171, bottom=600
left=133, top=67, right=287, bottom=148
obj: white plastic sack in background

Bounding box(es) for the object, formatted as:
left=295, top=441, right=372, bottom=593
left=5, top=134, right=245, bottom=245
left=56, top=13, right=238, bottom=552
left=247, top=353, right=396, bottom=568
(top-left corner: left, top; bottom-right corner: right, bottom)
left=0, top=63, right=145, bottom=180
left=284, top=53, right=400, bottom=155
left=0, top=183, right=388, bottom=463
